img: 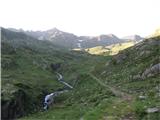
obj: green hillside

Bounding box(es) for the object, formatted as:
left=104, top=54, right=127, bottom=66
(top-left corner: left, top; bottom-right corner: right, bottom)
left=1, top=28, right=160, bottom=120
left=1, top=28, right=106, bottom=119
left=21, top=36, right=160, bottom=120
left=92, top=36, right=160, bottom=119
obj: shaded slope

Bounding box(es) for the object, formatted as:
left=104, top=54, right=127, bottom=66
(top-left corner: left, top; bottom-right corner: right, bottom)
left=1, top=28, right=95, bottom=119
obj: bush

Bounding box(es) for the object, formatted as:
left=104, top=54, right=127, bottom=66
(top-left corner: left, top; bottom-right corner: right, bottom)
left=148, top=90, right=156, bottom=98
left=133, top=101, right=146, bottom=119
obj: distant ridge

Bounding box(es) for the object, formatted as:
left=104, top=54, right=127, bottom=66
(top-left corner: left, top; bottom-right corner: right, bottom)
left=8, top=27, right=143, bottom=49
left=122, top=35, right=144, bottom=42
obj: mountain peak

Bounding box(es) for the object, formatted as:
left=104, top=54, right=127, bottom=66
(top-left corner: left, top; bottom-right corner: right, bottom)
left=46, top=27, right=60, bottom=33
left=107, top=34, right=117, bottom=37
left=99, top=34, right=118, bottom=38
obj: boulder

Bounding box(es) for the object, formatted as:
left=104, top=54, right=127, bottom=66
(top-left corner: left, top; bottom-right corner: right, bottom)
left=132, top=74, right=141, bottom=80
left=113, top=53, right=127, bottom=64
left=50, top=63, right=61, bottom=71
left=138, top=95, right=147, bottom=100
left=142, top=63, right=160, bottom=79
left=101, top=71, right=106, bottom=75
left=146, top=107, right=159, bottom=113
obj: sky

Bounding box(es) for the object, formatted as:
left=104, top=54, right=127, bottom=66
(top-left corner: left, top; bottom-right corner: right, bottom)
left=0, top=0, right=160, bottom=37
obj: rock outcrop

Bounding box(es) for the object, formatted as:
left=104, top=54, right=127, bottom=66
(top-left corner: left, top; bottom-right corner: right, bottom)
left=112, top=53, right=127, bottom=64
left=142, top=63, right=160, bottom=79
left=1, top=90, right=26, bottom=120
left=132, top=63, right=160, bottom=81
left=146, top=107, right=160, bottom=113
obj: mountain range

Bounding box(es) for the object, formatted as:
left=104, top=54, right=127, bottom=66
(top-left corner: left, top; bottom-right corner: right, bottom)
left=8, top=28, right=143, bottom=49
left=122, top=35, right=143, bottom=42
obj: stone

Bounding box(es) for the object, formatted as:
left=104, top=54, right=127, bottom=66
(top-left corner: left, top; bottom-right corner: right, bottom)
left=138, top=95, right=147, bottom=100
left=101, top=71, right=106, bottom=75
left=132, top=74, right=141, bottom=80
left=146, top=107, right=159, bottom=113
left=139, top=50, right=151, bottom=57
left=142, top=63, right=160, bottom=79
left=113, top=53, right=127, bottom=64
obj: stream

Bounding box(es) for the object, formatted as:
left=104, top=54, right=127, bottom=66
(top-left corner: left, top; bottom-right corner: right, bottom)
left=43, top=72, right=73, bottom=110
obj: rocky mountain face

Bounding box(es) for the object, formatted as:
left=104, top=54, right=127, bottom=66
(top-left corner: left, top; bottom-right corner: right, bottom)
left=79, top=34, right=122, bottom=48
left=122, top=35, right=144, bottom=42
left=8, top=28, right=134, bottom=49
left=24, top=28, right=79, bottom=48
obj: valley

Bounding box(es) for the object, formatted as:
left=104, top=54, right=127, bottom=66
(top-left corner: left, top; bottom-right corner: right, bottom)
left=1, top=27, right=160, bottom=120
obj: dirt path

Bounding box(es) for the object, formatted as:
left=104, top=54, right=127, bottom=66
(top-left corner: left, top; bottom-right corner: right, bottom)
left=90, top=74, right=135, bottom=120
left=89, top=73, right=133, bottom=101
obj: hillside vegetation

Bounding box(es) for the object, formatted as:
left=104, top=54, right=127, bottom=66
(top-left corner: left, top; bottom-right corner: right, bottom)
left=21, top=36, right=160, bottom=120
left=1, top=28, right=106, bottom=119
left=84, top=42, right=135, bottom=55
left=1, top=28, right=160, bottom=120
left=92, top=36, right=160, bottom=119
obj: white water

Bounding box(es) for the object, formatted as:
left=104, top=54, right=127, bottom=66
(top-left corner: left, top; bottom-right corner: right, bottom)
left=43, top=72, right=73, bottom=110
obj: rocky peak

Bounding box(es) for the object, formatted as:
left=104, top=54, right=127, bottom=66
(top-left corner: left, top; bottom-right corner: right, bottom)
left=122, top=35, right=143, bottom=41
left=46, top=28, right=62, bottom=35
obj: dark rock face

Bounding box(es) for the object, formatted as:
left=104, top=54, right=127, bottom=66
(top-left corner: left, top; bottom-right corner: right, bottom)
left=1, top=90, right=26, bottom=120
left=50, top=63, right=61, bottom=71
left=132, top=74, right=141, bottom=80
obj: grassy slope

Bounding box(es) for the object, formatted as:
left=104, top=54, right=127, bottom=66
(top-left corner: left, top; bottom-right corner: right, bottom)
left=1, top=33, right=66, bottom=115
left=21, top=73, right=116, bottom=120
left=1, top=28, right=106, bottom=118
left=83, top=41, right=134, bottom=55
left=92, top=36, right=160, bottom=119
left=22, top=36, right=160, bottom=120
left=2, top=28, right=115, bottom=120
left=21, top=36, right=160, bottom=120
